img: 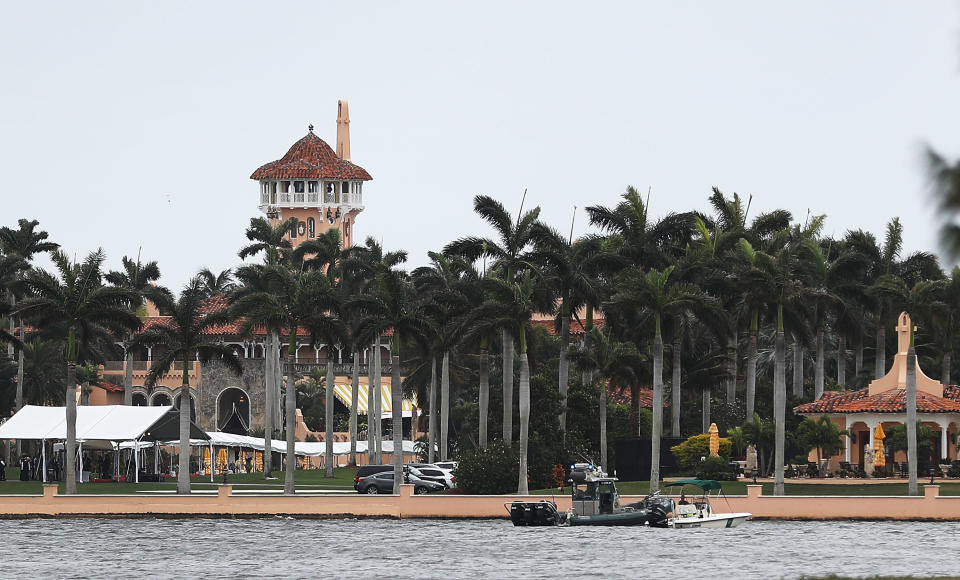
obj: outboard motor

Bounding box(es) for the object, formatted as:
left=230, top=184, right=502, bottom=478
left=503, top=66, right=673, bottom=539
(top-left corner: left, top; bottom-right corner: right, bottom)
left=508, top=500, right=563, bottom=526
left=647, top=503, right=670, bottom=528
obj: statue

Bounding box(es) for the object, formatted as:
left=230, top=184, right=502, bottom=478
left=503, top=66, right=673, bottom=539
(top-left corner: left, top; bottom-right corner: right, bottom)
left=864, top=444, right=875, bottom=478
left=746, top=445, right=758, bottom=478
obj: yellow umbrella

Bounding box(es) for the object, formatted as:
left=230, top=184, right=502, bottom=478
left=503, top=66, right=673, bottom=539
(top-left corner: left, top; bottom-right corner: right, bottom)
left=217, top=448, right=227, bottom=471
left=708, top=423, right=720, bottom=458
left=255, top=451, right=263, bottom=472
left=874, top=424, right=886, bottom=468
left=203, top=447, right=211, bottom=475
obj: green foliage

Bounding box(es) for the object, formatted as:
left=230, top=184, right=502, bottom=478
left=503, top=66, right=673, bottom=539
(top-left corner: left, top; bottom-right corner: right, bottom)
left=695, top=456, right=736, bottom=481
left=670, top=434, right=732, bottom=470
left=453, top=440, right=519, bottom=494
left=304, top=434, right=319, bottom=443
left=885, top=422, right=936, bottom=469
left=797, top=415, right=847, bottom=461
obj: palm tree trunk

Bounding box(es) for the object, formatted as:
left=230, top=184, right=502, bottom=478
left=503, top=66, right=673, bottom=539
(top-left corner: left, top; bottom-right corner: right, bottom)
left=671, top=335, right=681, bottom=438
left=907, top=345, right=918, bottom=496
left=284, top=354, right=297, bottom=494
left=517, top=350, right=530, bottom=495
left=701, top=387, right=710, bottom=433
left=726, top=336, right=737, bottom=404
left=650, top=333, right=664, bottom=493
left=478, top=341, right=489, bottom=449
left=349, top=352, right=359, bottom=466
left=876, top=324, right=886, bottom=379
left=324, top=357, right=335, bottom=479
left=374, top=336, right=383, bottom=458
left=792, top=335, right=803, bottom=398
left=123, top=342, right=134, bottom=406
left=367, top=343, right=375, bottom=464
left=11, top=309, right=19, bottom=460
left=942, top=352, right=951, bottom=386
left=65, top=360, right=77, bottom=495
left=503, top=328, right=514, bottom=444
left=815, top=327, right=825, bottom=400
left=391, top=338, right=403, bottom=494
left=177, top=358, right=191, bottom=495
left=428, top=357, right=437, bottom=464
left=774, top=326, right=786, bottom=496
left=440, top=351, right=450, bottom=461
left=262, top=332, right=275, bottom=477
left=600, top=381, right=608, bottom=471
left=746, top=331, right=758, bottom=420
left=837, top=335, right=846, bottom=388
left=855, top=336, right=863, bottom=377
left=558, top=311, right=570, bottom=437
left=16, top=323, right=25, bottom=412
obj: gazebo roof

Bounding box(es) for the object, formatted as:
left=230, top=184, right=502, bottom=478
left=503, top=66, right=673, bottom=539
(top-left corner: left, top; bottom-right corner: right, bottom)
left=794, top=387, right=960, bottom=415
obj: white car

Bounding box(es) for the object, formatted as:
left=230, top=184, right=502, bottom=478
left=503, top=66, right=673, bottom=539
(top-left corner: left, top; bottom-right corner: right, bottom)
left=409, top=464, right=457, bottom=489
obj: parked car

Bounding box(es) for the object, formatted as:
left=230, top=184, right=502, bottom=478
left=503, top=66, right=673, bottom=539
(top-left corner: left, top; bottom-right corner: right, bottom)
left=433, top=461, right=458, bottom=472
left=354, top=470, right=445, bottom=495
left=409, top=464, right=456, bottom=489
left=353, top=465, right=393, bottom=486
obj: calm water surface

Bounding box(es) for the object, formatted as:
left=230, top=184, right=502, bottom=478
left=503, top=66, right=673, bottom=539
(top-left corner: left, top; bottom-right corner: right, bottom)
left=0, top=518, right=955, bottom=579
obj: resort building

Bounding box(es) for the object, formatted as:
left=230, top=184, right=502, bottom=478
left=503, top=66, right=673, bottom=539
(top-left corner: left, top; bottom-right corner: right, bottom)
left=92, top=102, right=417, bottom=454
left=794, top=312, right=960, bottom=470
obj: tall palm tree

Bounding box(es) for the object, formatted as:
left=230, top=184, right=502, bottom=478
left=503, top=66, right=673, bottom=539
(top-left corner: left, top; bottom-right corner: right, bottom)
left=445, top=194, right=543, bottom=445
left=608, top=265, right=704, bottom=492
left=568, top=328, right=642, bottom=470
left=472, top=271, right=551, bottom=494
left=106, top=254, right=167, bottom=405
left=16, top=249, right=139, bottom=494
left=235, top=216, right=296, bottom=477
left=350, top=249, right=430, bottom=494
left=0, top=219, right=58, bottom=453
left=194, top=267, right=236, bottom=298
left=926, top=147, right=960, bottom=261
left=130, top=278, right=242, bottom=494
left=231, top=263, right=343, bottom=492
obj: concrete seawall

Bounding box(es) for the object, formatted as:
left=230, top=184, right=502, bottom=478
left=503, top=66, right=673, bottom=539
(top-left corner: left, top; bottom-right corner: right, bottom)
left=1, top=484, right=958, bottom=520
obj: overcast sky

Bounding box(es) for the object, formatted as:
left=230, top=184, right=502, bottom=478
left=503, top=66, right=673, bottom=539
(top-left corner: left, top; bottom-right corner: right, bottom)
left=2, top=2, right=959, bottom=290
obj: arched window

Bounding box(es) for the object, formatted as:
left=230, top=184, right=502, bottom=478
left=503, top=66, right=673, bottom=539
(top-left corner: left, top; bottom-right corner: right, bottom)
left=308, top=217, right=315, bottom=238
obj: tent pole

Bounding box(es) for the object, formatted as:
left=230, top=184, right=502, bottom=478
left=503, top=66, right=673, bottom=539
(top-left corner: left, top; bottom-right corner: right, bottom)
left=78, top=441, right=83, bottom=484
left=209, top=442, right=214, bottom=483
left=134, top=439, right=139, bottom=484
left=41, top=439, right=46, bottom=483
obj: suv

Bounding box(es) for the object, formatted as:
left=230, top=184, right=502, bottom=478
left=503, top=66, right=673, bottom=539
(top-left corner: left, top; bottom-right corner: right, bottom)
left=353, top=465, right=393, bottom=486
left=409, top=464, right=456, bottom=489
left=354, top=470, right=445, bottom=495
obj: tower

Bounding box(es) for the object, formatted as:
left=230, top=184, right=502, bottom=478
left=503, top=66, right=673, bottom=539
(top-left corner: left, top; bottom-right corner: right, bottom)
left=250, top=100, right=372, bottom=249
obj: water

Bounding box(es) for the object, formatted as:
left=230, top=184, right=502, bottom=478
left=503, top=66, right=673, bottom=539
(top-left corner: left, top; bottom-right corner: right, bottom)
left=0, top=518, right=955, bottom=579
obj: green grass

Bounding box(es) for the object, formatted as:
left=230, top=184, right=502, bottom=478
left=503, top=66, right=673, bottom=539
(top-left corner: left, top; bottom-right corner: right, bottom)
left=0, top=467, right=362, bottom=495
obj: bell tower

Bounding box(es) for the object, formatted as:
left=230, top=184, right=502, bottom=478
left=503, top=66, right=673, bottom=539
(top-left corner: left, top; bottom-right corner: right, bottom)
left=250, top=101, right=372, bottom=249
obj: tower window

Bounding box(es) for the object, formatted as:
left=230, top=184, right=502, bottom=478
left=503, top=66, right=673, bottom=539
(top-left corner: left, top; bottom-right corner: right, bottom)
left=294, top=181, right=304, bottom=193
left=341, top=181, right=349, bottom=194
left=308, top=181, right=319, bottom=193
left=308, top=218, right=315, bottom=238
left=280, top=181, right=290, bottom=193
left=290, top=220, right=298, bottom=239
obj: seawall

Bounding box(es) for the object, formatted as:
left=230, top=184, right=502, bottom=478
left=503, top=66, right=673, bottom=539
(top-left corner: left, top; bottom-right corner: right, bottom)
left=0, top=484, right=957, bottom=519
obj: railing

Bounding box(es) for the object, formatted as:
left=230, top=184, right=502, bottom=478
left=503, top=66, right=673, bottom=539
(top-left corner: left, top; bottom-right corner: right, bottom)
left=279, top=193, right=291, bottom=204
left=102, top=361, right=124, bottom=371
left=102, top=361, right=199, bottom=374
left=294, top=193, right=305, bottom=203
left=289, top=362, right=394, bottom=376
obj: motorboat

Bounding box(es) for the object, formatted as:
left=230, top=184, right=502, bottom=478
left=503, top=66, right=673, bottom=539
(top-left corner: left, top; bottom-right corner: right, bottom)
left=507, top=463, right=670, bottom=527
left=660, top=479, right=751, bottom=529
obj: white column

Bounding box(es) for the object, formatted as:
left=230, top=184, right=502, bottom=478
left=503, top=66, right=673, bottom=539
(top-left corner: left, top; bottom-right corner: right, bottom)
left=315, top=347, right=320, bottom=364
left=134, top=442, right=139, bottom=483
left=844, top=416, right=851, bottom=462
left=941, top=422, right=949, bottom=462
left=41, top=440, right=47, bottom=483
left=337, top=347, right=343, bottom=364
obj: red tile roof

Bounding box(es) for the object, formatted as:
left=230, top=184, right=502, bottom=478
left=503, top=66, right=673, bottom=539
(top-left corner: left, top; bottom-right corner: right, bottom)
left=92, top=380, right=124, bottom=393
left=531, top=318, right=606, bottom=336
left=250, top=132, right=372, bottom=181
left=794, top=387, right=960, bottom=414
left=608, top=386, right=664, bottom=408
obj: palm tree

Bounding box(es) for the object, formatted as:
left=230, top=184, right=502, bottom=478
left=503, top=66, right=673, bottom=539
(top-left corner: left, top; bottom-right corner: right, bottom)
left=194, top=267, right=236, bottom=298
left=797, top=415, right=847, bottom=475
left=350, top=249, right=430, bottom=494
left=16, top=249, right=139, bottom=494
left=235, top=216, right=296, bottom=477
left=0, top=219, right=58, bottom=453
left=608, top=265, right=704, bottom=492
left=926, top=147, right=960, bottom=261
left=568, top=328, right=642, bottom=470
left=105, top=254, right=167, bottom=405
left=445, top=194, right=543, bottom=445
left=130, top=278, right=242, bottom=494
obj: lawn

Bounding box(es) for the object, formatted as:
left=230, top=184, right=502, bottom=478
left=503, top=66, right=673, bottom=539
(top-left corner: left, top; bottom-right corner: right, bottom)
left=0, top=467, right=361, bottom=495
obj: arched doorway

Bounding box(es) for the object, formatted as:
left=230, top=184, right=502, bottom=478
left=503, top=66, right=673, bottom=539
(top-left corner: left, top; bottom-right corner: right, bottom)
left=174, top=394, right=197, bottom=423
left=217, top=388, right=250, bottom=435
left=152, top=393, right=172, bottom=406
left=132, top=392, right=147, bottom=406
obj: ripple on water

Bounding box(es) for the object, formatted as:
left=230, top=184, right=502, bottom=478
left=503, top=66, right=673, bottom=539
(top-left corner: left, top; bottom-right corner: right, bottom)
left=0, top=518, right=958, bottom=579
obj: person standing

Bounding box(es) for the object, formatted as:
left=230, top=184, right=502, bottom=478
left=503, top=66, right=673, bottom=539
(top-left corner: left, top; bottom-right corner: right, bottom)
left=19, top=455, right=29, bottom=481
left=0, top=456, right=6, bottom=480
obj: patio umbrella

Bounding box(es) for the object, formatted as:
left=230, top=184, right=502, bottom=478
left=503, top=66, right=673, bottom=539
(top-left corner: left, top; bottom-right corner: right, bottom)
left=874, top=424, right=886, bottom=468
left=217, top=448, right=227, bottom=471
left=708, top=423, right=720, bottom=458
left=203, top=446, right=211, bottom=475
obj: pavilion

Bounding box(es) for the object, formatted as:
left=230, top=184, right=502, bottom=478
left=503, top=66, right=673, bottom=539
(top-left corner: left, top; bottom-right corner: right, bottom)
left=794, top=312, right=960, bottom=468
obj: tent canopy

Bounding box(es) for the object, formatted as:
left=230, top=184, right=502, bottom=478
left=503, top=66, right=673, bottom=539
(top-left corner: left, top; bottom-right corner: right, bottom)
left=172, top=432, right=417, bottom=457
left=331, top=383, right=418, bottom=417
left=0, top=405, right=209, bottom=443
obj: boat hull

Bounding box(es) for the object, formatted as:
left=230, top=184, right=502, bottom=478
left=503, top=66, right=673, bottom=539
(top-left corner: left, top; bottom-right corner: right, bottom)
left=672, top=513, right=751, bottom=529
left=568, top=510, right=651, bottom=527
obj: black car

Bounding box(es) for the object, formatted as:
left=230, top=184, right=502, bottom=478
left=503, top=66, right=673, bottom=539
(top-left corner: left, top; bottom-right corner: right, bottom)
left=353, top=465, right=393, bottom=486
left=354, top=470, right=445, bottom=495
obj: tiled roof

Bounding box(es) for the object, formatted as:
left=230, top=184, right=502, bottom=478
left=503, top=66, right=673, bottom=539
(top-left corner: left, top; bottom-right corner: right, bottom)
left=531, top=318, right=606, bottom=336
left=794, top=387, right=960, bottom=414
left=608, top=386, right=663, bottom=408
left=250, top=132, right=372, bottom=181
left=92, top=380, right=124, bottom=393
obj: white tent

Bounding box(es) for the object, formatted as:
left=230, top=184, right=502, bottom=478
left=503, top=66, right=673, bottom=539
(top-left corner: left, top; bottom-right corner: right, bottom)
left=171, top=432, right=417, bottom=457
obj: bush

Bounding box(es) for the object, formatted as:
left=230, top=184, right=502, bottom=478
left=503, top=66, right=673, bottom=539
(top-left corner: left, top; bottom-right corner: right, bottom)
left=453, top=441, right=519, bottom=494
left=671, top=434, right=732, bottom=470
left=695, top=456, right=736, bottom=481
left=948, top=465, right=960, bottom=478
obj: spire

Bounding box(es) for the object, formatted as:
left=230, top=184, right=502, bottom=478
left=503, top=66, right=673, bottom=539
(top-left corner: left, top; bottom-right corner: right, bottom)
left=336, top=100, right=351, bottom=160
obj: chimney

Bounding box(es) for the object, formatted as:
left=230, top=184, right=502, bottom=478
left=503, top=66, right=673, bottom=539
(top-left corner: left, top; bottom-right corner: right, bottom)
left=336, top=100, right=351, bottom=160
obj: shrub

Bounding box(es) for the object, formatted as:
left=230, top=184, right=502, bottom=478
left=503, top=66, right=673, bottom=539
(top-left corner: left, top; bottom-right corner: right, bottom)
left=695, top=456, right=736, bottom=481
left=671, top=434, right=732, bottom=470
left=948, top=465, right=960, bottom=478
left=304, top=434, right=319, bottom=443
left=453, top=441, right=519, bottom=495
